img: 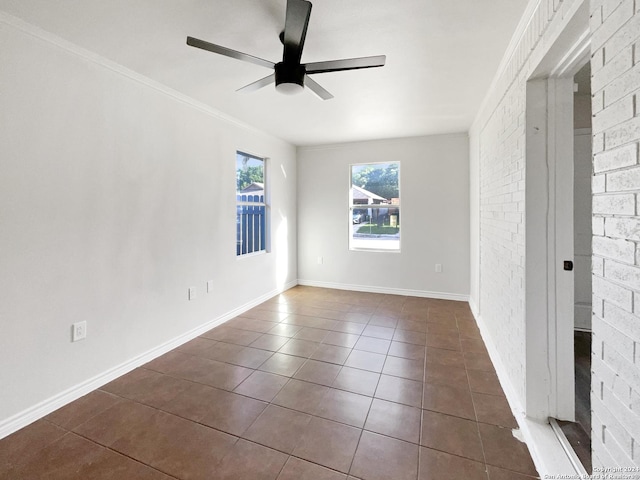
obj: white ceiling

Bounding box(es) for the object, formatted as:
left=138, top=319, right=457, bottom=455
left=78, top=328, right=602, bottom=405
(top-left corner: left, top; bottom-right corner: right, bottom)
left=0, top=0, right=529, bottom=146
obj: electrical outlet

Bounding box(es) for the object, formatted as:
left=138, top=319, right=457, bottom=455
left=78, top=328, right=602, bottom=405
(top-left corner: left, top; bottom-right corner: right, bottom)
left=317, top=256, right=323, bottom=265
left=435, top=264, right=442, bottom=273
left=207, top=280, right=213, bottom=293
left=72, top=321, right=87, bottom=342
left=188, top=287, right=196, bottom=300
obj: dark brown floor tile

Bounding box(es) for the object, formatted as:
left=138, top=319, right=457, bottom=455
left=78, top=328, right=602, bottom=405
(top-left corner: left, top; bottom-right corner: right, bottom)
left=461, top=338, right=489, bottom=354
left=277, top=456, right=348, bottom=480
left=209, top=439, right=288, bottom=480
left=392, top=329, right=427, bottom=346
left=204, top=343, right=273, bottom=369
left=242, top=404, right=312, bottom=453
left=486, top=465, right=539, bottom=479
left=311, top=344, right=352, bottom=364
left=367, top=315, right=398, bottom=328
left=375, top=374, right=423, bottom=408
left=0, top=419, right=66, bottom=472
left=242, top=308, right=290, bottom=323
left=100, top=369, right=191, bottom=409
left=172, top=355, right=254, bottom=391
left=143, top=350, right=190, bottom=374
left=294, top=359, right=342, bottom=386
left=420, top=410, right=484, bottom=462
left=201, top=326, right=262, bottom=346
left=176, top=337, right=217, bottom=356
left=259, top=352, right=306, bottom=377
left=426, top=311, right=457, bottom=324
left=361, top=325, right=395, bottom=340
left=426, top=347, right=465, bottom=367
left=354, top=336, right=391, bottom=354
left=344, top=350, right=386, bottom=373
left=422, top=383, right=475, bottom=420
left=343, top=312, right=374, bottom=324
left=250, top=334, right=291, bottom=351
left=457, top=320, right=482, bottom=339
left=45, top=390, right=122, bottom=430
left=315, top=388, right=372, bottom=427
left=424, top=363, right=469, bottom=390
left=278, top=338, right=320, bottom=358
left=6, top=433, right=171, bottom=480
left=397, top=319, right=429, bottom=334
left=382, top=355, right=425, bottom=381
left=272, top=378, right=330, bottom=414
left=388, top=341, right=426, bottom=360
left=426, top=333, right=461, bottom=351
left=233, top=370, right=289, bottom=402
left=364, top=398, right=421, bottom=443
left=73, top=400, right=157, bottom=447
left=226, top=316, right=279, bottom=333
left=479, top=424, right=537, bottom=476
left=200, top=341, right=245, bottom=362
left=323, top=331, right=360, bottom=348
left=293, top=417, right=361, bottom=473
left=331, top=321, right=366, bottom=335
left=269, top=323, right=304, bottom=338
left=295, top=327, right=330, bottom=342
left=332, top=366, right=380, bottom=396
left=467, top=370, right=504, bottom=396
left=230, top=346, right=275, bottom=368
left=427, top=322, right=459, bottom=335
left=464, top=351, right=495, bottom=372
left=419, top=446, right=488, bottom=480
left=350, top=431, right=419, bottom=480
left=473, top=393, right=518, bottom=428
left=170, top=386, right=267, bottom=436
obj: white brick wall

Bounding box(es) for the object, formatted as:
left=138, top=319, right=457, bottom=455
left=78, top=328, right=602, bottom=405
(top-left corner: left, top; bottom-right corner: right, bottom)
left=472, top=0, right=640, bottom=469
left=475, top=0, right=585, bottom=408
left=591, top=0, right=640, bottom=467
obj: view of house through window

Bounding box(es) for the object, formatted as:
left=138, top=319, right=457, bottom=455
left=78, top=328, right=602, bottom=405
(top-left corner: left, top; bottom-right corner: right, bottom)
left=236, top=151, right=267, bottom=256
left=350, top=162, right=400, bottom=251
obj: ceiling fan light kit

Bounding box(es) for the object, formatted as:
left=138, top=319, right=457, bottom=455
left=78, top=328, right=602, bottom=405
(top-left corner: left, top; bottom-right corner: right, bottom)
left=186, top=0, right=386, bottom=100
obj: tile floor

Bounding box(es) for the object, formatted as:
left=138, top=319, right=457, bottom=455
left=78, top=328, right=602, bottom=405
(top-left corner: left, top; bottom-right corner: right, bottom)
left=0, top=286, right=539, bottom=480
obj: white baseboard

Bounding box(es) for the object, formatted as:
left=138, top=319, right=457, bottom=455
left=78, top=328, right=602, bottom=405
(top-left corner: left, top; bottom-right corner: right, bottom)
left=0, top=281, right=297, bottom=440
left=471, top=310, right=579, bottom=478
left=297, top=279, right=470, bottom=302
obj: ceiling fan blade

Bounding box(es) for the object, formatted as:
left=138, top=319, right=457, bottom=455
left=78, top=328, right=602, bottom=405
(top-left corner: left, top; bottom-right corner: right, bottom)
left=283, top=0, right=312, bottom=64
left=186, top=36, right=275, bottom=69
left=304, top=55, right=386, bottom=74
left=236, top=74, right=276, bottom=93
left=305, top=75, right=333, bottom=100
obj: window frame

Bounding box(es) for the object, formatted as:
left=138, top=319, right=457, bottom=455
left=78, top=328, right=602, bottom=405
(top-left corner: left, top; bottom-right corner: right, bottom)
left=236, top=151, right=269, bottom=258
left=349, top=161, right=401, bottom=252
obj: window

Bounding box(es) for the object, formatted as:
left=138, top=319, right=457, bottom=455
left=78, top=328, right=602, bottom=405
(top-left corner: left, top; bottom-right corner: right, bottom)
left=236, top=151, right=268, bottom=256
left=349, top=162, right=400, bottom=251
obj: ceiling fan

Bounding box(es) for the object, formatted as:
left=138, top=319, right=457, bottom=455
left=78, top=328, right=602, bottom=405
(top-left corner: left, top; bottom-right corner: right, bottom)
left=186, top=0, right=386, bottom=100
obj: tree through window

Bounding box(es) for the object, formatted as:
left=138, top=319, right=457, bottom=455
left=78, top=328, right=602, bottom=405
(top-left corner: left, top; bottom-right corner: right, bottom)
left=350, top=162, right=400, bottom=251
left=236, top=152, right=267, bottom=256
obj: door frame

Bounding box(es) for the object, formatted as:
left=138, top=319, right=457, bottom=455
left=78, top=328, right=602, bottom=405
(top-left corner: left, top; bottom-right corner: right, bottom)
left=524, top=0, right=591, bottom=422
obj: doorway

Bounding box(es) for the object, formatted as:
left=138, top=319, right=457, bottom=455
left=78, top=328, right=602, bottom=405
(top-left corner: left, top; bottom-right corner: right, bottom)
left=523, top=0, right=592, bottom=474
left=556, top=61, right=593, bottom=473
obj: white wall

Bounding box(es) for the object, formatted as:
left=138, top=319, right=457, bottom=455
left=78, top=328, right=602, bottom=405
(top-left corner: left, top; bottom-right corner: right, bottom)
left=0, top=17, right=297, bottom=433
left=297, top=134, right=469, bottom=300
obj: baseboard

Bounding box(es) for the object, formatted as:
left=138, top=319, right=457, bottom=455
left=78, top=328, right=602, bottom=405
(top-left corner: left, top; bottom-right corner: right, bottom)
left=0, top=280, right=297, bottom=440
left=471, top=310, right=579, bottom=478
left=297, top=279, right=469, bottom=302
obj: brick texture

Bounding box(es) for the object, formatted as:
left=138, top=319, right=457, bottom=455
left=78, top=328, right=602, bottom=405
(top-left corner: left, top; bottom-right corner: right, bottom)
left=591, top=0, right=640, bottom=468
left=473, top=0, right=640, bottom=470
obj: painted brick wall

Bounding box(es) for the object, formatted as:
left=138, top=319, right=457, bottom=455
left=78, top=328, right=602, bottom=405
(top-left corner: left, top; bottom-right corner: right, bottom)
left=590, top=0, right=640, bottom=468
left=472, top=0, right=584, bottom=409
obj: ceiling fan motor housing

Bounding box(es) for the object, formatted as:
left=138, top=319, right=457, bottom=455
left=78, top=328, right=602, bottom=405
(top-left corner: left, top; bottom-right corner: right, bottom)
left=275, top=62, right=306, bottom=94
